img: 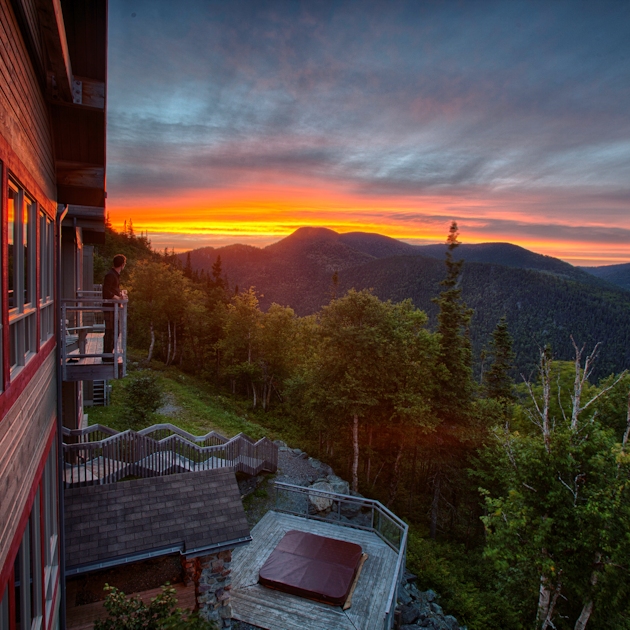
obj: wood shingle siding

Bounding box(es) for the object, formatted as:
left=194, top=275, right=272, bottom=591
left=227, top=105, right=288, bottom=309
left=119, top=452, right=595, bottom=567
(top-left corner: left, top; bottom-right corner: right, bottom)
left=0, top=0, right=56, bottom=198
left=0, top=352, right=57, bottom=575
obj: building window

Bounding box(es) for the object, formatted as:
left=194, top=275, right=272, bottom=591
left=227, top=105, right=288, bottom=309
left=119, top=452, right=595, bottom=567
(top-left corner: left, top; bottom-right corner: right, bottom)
left=8, top=180, right=37, bottom=374
left=13, top=490, right=44, bottom=630
left=0, top=444, right=59, bottom=630
left=40, top=212, right=54, bottom=342
left=43, top=442, right=59, bottom=623
left=0, top=584, right=8, bottom=629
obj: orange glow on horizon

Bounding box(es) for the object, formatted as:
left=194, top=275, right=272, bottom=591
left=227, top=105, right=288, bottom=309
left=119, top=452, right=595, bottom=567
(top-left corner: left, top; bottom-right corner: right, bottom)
left=107, top=185, right=630, bottom=267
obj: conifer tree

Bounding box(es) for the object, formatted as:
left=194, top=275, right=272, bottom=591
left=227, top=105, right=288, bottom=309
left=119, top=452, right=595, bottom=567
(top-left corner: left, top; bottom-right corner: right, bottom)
left=211, top=255, right=225, bottom=289
left=432, top=221, right=474, bottom=419
left=484, top=316, right=516, bottom=404
left=428, top=221, right=476, bottom=538
left=184, top=252, right=193, bottom=279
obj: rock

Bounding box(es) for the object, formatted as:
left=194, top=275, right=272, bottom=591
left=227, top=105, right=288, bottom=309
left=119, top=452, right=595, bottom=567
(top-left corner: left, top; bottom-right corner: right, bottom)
left=308, top=481, right=334, bottom=511
left=403, top=570, right=418, bottom=584
left=408, top=583, right=422, bottom=601
left=430, top=602, right=444, bottom=616
left=444, top=615, right=460, bottom=630
left=397, top=587, right=412, bottom=606
left=320, top=463, right=334, bottom=476
left=399, top=604, right=421, bottom=625
left=308, top=457, right=322, bottom=469
left=400, top=626, right=419, bottom=630
left=299, top=452, right=308, bottom=460
left=274, top=439, right=288, bottom=448
left=291, top=448, right=302, bottom=455
left=340, top=500, right=362, bottom=518
left=327, top=475, right=350, bottom=495
left=424, top=589, right=437, bottom=602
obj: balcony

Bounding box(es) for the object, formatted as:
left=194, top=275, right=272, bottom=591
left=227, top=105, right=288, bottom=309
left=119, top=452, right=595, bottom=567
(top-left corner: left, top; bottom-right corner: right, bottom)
left=61, top=292, right=128, bottom=381
left=231, top=483, right=408, bottom=630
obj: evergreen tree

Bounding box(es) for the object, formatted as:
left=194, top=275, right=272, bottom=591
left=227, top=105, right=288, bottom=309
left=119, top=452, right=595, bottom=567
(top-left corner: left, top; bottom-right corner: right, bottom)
left=427, top=222, right=477, bottom=538
left=484, top=316, right=516, bottom=404
left=211, top=255, right=225, bottom=289
left=184, top=252, right=193, bottom=279
left=432, top=221, right=474, bottom=419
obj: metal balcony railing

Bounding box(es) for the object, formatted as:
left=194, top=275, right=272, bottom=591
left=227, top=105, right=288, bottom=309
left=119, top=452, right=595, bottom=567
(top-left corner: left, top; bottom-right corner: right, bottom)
left=61, top=296, right=128, bottom=381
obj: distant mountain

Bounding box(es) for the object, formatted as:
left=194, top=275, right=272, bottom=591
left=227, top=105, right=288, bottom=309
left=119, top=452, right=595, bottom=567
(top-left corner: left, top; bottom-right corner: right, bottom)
left=581, top=263, right=630, bottom=292
left=179, top=228, right=630, bottom=378
left=419, top=242, right=606, bottom=286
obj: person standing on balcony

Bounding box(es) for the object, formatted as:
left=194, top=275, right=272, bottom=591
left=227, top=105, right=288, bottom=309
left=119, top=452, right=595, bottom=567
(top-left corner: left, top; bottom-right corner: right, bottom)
left=102, top=254, right=127, bottom=362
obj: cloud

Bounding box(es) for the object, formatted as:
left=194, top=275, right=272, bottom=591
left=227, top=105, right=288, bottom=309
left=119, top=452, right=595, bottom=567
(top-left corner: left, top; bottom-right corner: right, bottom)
left=106, top=0, right=630, bottom=262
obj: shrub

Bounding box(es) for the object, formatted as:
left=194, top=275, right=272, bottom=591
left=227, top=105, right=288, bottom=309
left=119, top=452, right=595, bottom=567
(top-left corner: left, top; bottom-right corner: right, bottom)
left=94, top=584, right=216, bottom=630
left=123, top=372, right=164, bottom=425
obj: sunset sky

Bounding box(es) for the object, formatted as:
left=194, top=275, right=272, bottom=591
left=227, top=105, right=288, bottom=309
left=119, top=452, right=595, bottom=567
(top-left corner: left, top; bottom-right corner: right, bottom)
left=107, top=0, right=630, bottom=266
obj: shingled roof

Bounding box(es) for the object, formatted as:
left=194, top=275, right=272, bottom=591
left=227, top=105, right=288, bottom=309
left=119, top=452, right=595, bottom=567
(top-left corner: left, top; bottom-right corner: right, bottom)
left=64, top=468, right=250, bottom=575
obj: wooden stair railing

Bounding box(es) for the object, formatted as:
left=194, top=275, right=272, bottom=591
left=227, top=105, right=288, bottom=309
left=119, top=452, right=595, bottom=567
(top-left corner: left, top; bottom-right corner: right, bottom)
left=62, top=423, right=278, bottom=488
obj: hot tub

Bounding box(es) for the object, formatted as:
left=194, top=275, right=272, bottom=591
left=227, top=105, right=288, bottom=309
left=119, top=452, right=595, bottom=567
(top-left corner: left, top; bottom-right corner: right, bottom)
left=258, top=530, right=364, bottom=606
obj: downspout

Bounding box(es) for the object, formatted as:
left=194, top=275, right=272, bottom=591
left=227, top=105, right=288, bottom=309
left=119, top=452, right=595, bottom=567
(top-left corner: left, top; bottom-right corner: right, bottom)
left=55, top=204, right=68, bottom=630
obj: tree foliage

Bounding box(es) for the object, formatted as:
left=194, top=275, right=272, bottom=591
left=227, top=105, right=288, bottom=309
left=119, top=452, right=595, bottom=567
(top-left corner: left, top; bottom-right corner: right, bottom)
left=110, top=222, right=630, bottom=630
left=94, top=584, right=216, bottom=630
left=481, top=346, right=630, bottom=629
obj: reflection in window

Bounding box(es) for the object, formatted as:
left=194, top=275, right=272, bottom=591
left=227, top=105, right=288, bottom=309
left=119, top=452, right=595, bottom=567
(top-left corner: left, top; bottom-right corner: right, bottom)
left=8, top=186, right=15, bottom=309
left=7, top=180, right=37, bottom=374
left=40, top=212, right=55, bottom=342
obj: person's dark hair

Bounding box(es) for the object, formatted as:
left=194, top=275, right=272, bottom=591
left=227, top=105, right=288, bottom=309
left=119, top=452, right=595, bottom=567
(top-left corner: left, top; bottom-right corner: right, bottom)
left=113, top=254, right=127, bottom=268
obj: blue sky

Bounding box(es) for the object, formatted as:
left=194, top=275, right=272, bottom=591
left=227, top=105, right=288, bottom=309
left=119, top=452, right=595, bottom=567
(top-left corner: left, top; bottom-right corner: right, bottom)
left=106, top=0, right=630, bottom=265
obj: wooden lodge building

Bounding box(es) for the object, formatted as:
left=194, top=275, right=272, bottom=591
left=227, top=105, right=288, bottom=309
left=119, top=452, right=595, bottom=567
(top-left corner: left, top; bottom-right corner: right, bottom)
left=0, top=1, right=109, bottom=627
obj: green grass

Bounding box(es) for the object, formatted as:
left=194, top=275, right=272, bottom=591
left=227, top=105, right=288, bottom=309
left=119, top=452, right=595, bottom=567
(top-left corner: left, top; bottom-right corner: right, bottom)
left=87, top=350, right=268, bottom=439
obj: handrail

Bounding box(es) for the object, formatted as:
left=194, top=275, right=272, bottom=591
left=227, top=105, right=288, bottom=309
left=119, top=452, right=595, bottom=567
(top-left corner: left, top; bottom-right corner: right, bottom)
left=62, top=424, right=278, bottom=487
left=273, top=482, right=408, bottom=630
left=60, top=296, right=128, bottom=380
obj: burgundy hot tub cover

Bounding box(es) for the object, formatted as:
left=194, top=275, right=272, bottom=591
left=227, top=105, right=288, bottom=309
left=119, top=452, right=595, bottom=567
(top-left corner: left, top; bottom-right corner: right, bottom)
left=258, top=529, right=363, bottom=605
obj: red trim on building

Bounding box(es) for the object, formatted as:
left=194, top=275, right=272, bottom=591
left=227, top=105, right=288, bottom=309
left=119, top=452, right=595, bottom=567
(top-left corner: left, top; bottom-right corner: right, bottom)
left=0, top=336, right=55, bottom=419
left=0, top=419, right=56, bottom=595
left=1, top=159, right=8, bottom=392
left=0, top=139, right=57, bottom=392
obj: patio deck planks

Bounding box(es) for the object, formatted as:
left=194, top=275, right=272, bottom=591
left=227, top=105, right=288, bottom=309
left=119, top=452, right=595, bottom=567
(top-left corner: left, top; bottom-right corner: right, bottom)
left=231, top=511, right=398, bottom=630
left=64, top=332, right=121, bottom=381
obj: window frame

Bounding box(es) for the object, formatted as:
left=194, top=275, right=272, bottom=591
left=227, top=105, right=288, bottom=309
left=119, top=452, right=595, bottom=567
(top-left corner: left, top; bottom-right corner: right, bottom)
left=39, top=211, right=54, bottom=343
left=7, top=178, right=38, bottom=376
left=0, top=445, right=58, bottom=629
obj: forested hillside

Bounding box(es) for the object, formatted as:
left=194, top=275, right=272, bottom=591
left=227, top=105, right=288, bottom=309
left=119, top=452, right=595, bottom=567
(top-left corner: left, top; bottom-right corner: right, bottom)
left=582, top=261, right=630, bottom=292
left=101, top=223, right=630, bottom=629
left=180, top=228, right=630, bottom=378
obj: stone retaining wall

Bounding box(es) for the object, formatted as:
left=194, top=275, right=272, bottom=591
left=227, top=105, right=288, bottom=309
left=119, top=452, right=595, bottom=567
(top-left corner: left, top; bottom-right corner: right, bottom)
left=182, top=549, right=233, bottom=628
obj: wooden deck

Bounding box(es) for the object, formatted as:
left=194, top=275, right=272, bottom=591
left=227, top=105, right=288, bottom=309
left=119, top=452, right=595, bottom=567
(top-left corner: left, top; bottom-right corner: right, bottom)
left=64, top=332, right=122, bottom=381
left=66, top=582, right=196, bottom=630
left=231, top=511, right=398, bottom=630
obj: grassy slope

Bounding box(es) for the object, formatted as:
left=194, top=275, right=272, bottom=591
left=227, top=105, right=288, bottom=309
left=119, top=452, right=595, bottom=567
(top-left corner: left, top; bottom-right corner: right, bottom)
left=87, top=350, right=268, bottom=440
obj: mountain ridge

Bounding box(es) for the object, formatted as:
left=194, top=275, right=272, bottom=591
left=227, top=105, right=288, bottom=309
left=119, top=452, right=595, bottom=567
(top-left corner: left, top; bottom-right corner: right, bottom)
left=178, top=228, right=630, bottom=377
